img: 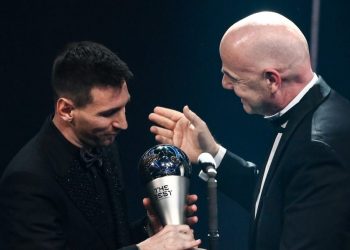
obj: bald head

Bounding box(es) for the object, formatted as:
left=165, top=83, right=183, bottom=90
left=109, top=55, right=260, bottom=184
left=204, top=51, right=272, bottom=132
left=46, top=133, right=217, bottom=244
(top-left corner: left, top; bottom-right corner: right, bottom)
left=220, top=11, right=313, bottom=83
left=219, top=12, right=315, bottom=115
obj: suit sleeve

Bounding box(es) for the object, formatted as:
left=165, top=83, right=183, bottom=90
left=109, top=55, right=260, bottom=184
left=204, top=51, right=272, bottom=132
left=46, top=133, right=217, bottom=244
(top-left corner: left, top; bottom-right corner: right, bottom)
left=279, top=141, right=350, bottom=250
left=0, top=171, right=68, bottom=250
left=217, top=151, right=259, bottom=211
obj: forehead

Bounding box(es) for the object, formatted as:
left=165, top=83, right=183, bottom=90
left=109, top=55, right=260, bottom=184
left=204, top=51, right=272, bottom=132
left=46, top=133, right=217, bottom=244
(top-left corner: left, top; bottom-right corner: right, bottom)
left=220, top=42, right=260, bottom=78
left=220, top=40, right=243, bottom=72
left=87, top=82, right=130, bottom=110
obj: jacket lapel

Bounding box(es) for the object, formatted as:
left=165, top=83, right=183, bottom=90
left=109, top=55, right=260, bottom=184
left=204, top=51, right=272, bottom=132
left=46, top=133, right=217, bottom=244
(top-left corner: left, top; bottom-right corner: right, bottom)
left=253, top=78, right=331, bottom=220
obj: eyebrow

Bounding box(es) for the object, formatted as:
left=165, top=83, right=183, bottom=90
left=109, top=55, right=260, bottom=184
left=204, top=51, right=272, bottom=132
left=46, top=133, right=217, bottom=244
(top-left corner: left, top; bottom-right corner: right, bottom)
left=97, top=96, right=131, bottom=116
left=221, top=69, right=239, bottom=81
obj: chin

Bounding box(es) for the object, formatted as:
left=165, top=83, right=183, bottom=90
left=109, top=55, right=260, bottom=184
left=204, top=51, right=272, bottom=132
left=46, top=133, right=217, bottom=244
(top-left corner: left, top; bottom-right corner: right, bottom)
left=98, top=140, right=113, bottom=147
left=242, top=105, right=253, bottom=114
left=102, top=133, right=117, bottom=143
left=102, top=138, right=117, bottom=146
left=243, top=105, right=261, bottom=115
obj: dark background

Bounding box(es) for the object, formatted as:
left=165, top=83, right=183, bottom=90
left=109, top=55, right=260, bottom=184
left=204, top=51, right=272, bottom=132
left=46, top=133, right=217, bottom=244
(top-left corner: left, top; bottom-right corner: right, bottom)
left=1, top=1, right=349, bottom=249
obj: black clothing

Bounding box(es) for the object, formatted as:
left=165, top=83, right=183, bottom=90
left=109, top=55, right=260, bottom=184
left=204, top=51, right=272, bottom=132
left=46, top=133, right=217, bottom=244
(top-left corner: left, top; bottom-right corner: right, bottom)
left=0, top=117, right=147, bottom=250
left=218, top=78, right=350, bottom=250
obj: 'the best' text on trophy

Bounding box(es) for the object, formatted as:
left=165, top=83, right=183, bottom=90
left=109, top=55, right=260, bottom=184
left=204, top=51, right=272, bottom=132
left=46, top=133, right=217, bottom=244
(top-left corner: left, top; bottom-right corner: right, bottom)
left=139, top=144, right=192, bottom=225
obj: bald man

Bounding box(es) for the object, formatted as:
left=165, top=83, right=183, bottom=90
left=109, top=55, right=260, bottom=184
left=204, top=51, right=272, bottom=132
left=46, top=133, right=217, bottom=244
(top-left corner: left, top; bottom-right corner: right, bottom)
left=148, top=11, right=350, bottom=250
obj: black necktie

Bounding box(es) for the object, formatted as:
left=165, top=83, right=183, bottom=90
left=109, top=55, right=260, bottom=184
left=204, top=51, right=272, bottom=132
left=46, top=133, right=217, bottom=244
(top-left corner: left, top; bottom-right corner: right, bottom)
left=269, top=111, right=291, bottom=133
left=80, top=147, right=103, bottom=169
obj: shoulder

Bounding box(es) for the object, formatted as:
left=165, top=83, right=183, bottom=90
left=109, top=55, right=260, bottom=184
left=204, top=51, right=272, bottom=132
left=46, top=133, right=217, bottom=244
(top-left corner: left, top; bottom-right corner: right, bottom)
left=2, top=135, right=45, bottom=178
left=310, top=90, right=350, bottom=163
left=312, top=90, right=350, bottom=138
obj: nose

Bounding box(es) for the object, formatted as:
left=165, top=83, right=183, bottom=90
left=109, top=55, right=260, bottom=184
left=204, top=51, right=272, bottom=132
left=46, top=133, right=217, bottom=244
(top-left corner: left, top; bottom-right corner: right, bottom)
left=112, top=108, right=128, bottom=130
left=222, top=75, right=234, bottom=90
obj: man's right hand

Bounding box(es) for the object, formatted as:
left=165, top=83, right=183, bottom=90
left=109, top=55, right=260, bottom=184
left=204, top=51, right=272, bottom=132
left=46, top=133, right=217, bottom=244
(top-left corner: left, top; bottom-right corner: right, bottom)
left=149, top=105, right=219, bottom=163
left=136, top=224, right=201, bottom=250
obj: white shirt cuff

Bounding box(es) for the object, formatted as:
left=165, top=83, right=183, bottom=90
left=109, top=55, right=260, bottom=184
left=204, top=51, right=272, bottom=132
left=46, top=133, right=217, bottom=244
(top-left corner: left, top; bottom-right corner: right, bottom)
left=198, top=145, right=226, bottom=181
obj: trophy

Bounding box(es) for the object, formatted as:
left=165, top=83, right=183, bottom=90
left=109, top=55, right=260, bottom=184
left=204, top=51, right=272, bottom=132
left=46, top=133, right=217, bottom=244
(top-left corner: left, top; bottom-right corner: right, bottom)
left=139, top=144, right=192, bottom=225
left=139, top=144, right=207, bottom=249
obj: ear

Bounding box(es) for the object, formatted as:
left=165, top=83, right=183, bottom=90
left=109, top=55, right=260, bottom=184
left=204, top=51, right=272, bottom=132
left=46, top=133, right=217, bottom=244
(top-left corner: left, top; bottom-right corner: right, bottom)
left=263, top=69, right=282, bottom=94
left=56, top=98, right=75, bottom=122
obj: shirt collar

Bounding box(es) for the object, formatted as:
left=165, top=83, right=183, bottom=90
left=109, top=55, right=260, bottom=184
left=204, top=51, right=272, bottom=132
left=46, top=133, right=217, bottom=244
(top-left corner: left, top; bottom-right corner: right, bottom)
left=265, top=73, right=318, bottom=121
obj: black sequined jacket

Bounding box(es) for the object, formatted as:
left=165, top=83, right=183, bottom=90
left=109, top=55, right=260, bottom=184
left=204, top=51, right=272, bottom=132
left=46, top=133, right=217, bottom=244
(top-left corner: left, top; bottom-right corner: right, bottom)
left=0, top=117, right=147, bottom=250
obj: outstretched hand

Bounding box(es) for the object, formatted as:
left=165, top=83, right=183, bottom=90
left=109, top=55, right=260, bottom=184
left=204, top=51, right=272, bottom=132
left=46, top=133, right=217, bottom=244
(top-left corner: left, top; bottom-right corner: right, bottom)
left=149, top=105, right=219, bottom=162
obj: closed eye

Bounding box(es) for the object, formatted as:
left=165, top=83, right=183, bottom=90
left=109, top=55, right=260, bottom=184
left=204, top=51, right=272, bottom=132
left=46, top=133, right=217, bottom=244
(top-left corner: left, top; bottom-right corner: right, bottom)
left=98, top=108, right=121, bottom=118
left=97, top=96, right=131, bottom=118
left=222, top=69, right=240, bottom=83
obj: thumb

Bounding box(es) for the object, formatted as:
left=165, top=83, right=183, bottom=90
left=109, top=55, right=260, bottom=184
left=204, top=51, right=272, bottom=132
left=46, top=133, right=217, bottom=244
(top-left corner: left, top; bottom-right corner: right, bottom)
left=183, top=105, right=202, bottom=127
left=143, top=198, right=163, bottom=234
left=143, top=198, right=155, bottom=217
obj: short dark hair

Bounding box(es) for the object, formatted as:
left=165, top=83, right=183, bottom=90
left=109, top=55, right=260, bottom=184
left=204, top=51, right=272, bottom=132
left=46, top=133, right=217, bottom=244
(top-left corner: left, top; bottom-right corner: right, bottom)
left=51, top=41, right=133, bottom=107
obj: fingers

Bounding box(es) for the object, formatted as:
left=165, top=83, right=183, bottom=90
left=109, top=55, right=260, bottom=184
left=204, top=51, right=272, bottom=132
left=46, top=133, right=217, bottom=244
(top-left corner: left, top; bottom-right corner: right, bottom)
left=149, top=106, right=189, bottom=147
left=187, top=239, right=202, bottom=249
left=161, top=225, right=193, bottom=236
left=186, top=194, right=198, bottom=205
left=186, top=204, right=197, bottom=216
left=186, top=194, right=198, bottom=226
left=150, top=105, right=202, bottom=131
left=143, top=197, right=157, bottom=221
left=186, top=194, right=198, bottom=216
left=149, top=107, right=184, bottom=131
left=143, top=198, right=163, bottom=234
left=137, top=224, right=201, bottom=250
left=173, top=117, right=188, bottom=147
left=150, top=126, right=174, bottom=139
left=166, top=225, right=201, bottom=249
left=153, top=106, right=184, bottom=121
left=149, top=111, right=178, bottom=145
left=155, top=135, right=174, bottom=145
left=186, top=204, right=198, bottom=226
left=161, top=225, right=201, bottom=249
left=149, top=113, right=176, bottom=130
left=142, top=198, right=152, bottom=212
left=186, top=216, right=199, bottom=226
left=183, top=105, right=205, bottom=127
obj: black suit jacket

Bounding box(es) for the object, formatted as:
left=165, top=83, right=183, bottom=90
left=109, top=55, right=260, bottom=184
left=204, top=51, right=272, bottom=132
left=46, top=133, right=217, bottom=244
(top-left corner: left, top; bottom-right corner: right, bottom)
left=0, top=118, right=146, bottom=250
left=218, top=78, right=350, bottom=250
